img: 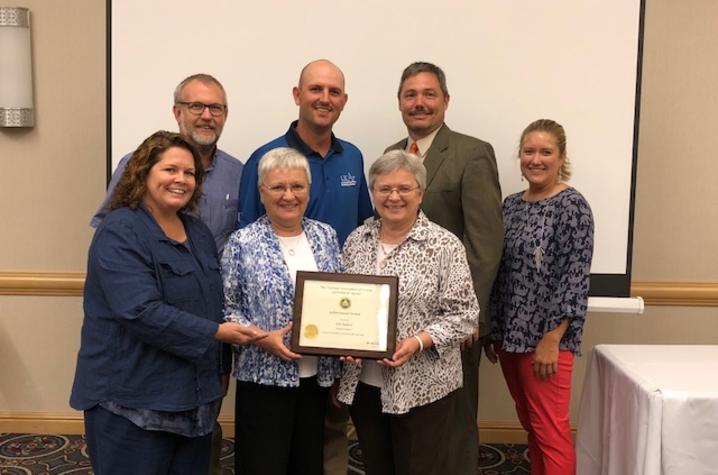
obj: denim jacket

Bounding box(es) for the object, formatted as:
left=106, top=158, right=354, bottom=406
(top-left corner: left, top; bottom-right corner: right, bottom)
left=71, top=207, right=227, bottom=412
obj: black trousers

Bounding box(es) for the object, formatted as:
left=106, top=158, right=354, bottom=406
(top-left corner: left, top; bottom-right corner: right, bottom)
left=235, top=377, right=328, bottom=475
left=208, top=421, right=224, bottom=475
left=84, top=405, right=212, bottom=475
left=448, top=341, right=481, bottom=475
left=349, top=383, right=461, bottom=475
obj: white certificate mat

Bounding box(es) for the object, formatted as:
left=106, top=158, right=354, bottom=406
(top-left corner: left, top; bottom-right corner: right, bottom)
left=291, top=271, right=398, bottom=359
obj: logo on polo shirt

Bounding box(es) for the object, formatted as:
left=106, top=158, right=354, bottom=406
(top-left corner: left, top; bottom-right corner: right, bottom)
left=340, top=173, right=357, bottom=187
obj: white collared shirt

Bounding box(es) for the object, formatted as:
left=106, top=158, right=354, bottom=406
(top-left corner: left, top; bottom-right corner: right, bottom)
left=405, top=126, right=441, bottom=159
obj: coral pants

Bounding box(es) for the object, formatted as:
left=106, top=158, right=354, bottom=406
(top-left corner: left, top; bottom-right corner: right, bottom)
left=498, top=348, right=575, bottom=475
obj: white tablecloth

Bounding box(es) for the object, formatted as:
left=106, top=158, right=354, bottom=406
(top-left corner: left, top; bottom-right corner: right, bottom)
left=576, top=345, right=718, bottom=475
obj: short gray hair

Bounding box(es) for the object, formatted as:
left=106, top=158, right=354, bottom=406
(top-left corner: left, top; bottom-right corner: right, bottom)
left=173, top=73, right=227, bottom=104
left=257, top=147, right=312, bottom=186
left=369, top=150, right=426, bottom=191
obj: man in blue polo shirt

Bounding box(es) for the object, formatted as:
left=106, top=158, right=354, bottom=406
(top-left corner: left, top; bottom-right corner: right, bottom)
left=238, top=59, right=372, bottom=246
left=91, top=73, right=243, bottom=253
left=90, top=73, right=242, bottom=475
left=237, top=59, right=372, bottom=475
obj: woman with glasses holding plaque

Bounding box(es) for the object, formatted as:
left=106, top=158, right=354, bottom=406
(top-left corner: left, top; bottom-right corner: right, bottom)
left=336, top=150, right=479, bottom=475
left=70, top=131, right=264, bottom=475
left=221, top=147, right=343, bottom=475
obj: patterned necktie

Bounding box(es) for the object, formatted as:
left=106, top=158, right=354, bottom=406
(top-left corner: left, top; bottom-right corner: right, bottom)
left=409, top=142, right=419, bottom=156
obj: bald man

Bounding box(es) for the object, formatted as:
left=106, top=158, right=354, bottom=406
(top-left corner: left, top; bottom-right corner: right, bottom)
left=238, top=59, right=372, bottom=246
left=236, top=59, right=372, bottom=475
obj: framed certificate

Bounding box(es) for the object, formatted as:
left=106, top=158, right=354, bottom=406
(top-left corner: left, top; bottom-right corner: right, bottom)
left=290, top=271, right=398, bottom=359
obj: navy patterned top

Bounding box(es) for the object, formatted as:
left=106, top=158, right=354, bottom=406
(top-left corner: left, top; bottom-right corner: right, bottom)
left=490, top=187, right=594, bottom=354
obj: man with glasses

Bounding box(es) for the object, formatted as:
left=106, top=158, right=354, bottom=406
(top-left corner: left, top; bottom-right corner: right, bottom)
left=90, top=73, right=241, bottom=475
left=91, top=73, right=242, bottom=253
left=385, top=62, right=504, bottom=475
left=237, top=59, right=373, bottom=475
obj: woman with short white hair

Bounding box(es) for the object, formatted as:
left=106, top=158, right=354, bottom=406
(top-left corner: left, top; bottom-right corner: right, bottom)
left=222, top=147, right=343, bottom=475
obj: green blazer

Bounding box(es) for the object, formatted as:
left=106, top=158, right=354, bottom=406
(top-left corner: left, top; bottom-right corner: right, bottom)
left=386, top=124, right=504, bottom=333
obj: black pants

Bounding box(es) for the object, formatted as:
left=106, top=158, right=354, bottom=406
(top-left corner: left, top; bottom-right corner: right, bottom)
left=208, top=422, right=223, bottom=475
left=349, top=383, right=460, bottom=475
left=448, top=341, right=481, bottom=474
left=84, top=405, right=212, bottom=475
left=235, top=377, right=328, bottom=475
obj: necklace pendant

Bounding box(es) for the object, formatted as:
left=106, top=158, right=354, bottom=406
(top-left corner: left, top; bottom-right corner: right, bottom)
left=532, top=246, right=544, bottom=271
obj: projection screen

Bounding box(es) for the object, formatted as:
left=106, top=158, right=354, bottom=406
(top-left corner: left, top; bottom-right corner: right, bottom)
left=109, top=0, right=645, bottom=298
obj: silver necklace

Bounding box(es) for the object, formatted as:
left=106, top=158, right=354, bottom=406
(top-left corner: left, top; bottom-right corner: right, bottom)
left=377, top=241, right=397, bottom=269
left=279, top=233, right=303, bottom=257
left=525, top=203, right=550, bottom=272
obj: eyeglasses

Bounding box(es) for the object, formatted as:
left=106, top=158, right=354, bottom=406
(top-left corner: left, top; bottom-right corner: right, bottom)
left=262, top=183, right=308, bottom=195
left=176, top=101, right=227, bottom=117
left=372, top=185, right=420, bottom=197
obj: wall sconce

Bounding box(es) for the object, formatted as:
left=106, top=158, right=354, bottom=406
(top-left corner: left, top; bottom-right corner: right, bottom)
left=0, top=6, right=34, bottom=127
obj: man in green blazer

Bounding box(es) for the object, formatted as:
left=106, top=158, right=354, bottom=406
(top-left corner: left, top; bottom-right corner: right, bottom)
left=385, top=62, right=504, bottom=474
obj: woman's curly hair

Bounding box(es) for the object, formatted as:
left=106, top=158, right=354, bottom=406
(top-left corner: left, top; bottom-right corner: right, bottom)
left=110, top=130, right=204, bottom=212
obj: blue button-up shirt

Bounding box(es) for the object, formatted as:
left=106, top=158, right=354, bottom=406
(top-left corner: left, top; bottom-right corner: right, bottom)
left=91, top=148, right=243, bottom=252
left=71, top=207, right=227, bottom=413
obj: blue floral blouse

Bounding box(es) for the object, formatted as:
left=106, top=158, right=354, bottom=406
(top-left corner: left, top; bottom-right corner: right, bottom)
left=490, top=187, right=594, bottom=354
left=221, top=216, right=343, bottom=387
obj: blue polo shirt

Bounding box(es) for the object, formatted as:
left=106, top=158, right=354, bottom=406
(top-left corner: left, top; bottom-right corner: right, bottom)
left=238, top=121, right=373, bottom=245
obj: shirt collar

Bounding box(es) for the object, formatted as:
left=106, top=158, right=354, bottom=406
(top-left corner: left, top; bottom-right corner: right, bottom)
left=285, top=120, right=344, bottom=156
left=360, top=211, right=432, bottom=243
left=406, top=126, right=442, bottom=158
left=137, top=205, right=199, bottom=245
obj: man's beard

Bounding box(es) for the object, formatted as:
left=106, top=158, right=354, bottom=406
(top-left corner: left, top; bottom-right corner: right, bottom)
left=190, top=129, right=219, bottom=147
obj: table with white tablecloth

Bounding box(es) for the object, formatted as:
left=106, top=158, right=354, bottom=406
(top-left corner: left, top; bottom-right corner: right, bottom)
left=576, top=344, right=718, bottom=475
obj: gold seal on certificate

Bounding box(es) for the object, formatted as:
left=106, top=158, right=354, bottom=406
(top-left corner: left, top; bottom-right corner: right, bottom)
left=303, top=324, right=319, bottom=339
left=290, top=271, right=398, bottom=359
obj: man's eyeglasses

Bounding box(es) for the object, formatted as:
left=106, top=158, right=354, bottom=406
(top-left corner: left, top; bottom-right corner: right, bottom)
left=262, top=183, right=308, bottom=195
left=176, top=101, right=227, bottom=117
left=373, top=185, right=420, bottom=197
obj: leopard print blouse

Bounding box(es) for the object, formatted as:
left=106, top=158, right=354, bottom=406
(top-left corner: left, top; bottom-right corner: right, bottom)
left=337, top=212, right=479, bottom=414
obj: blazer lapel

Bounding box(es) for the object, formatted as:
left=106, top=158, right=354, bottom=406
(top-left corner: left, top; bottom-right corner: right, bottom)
left=386, top=137, right=408, bottom=153
left=423, top=124, right=451, bottom=188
